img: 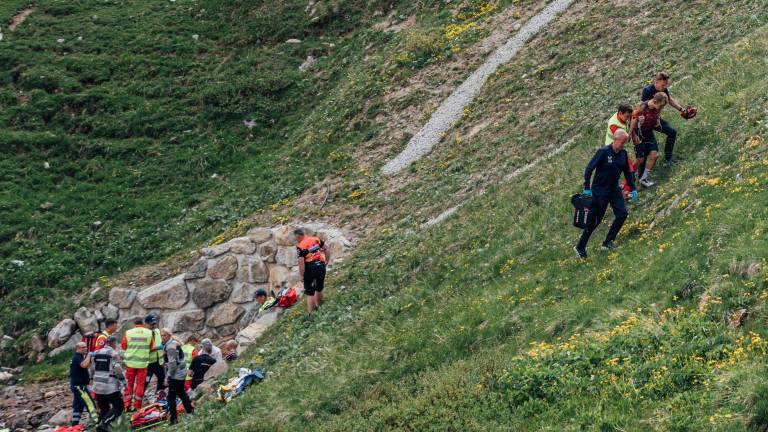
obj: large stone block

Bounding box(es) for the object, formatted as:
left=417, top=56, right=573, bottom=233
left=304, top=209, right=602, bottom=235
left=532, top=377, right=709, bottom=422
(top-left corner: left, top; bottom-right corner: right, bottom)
left=257, top=241, right=277, bottom=262
left=184, top=257, right=208, bottom=280
left=228, top=237, right=256, bottom=255
left=268, top=265, right=291, bottom=290
left=246, top=227, right=272, bottom=244
left=47, top=319, right=77, bottom=349
left=202, top=243, right=230, bottom=258
left=207, top=255, right=238, bottom=280
left=73, top=307, right=99, bottom=334
left=239, top=256, right=268, bottom=283
left=163, top=309, right=205, bottom=333
left=137, top=275, right=189, bottom=309
left=206, top=303, right=244, bottom=328
left=273, top=226, right=296, bottom=246
left=231, top=283, right=267, bottom=304
left=236, top=309, right=283, bottom=352
left=48, top=331, right=81, bottom=357
left=108, top=288, right=137, bottom=309
left=190, top=279, right=232, bottom=309
left=101, top=304, right=119, bottom=321
left=275, top=246, right=297, bottom=267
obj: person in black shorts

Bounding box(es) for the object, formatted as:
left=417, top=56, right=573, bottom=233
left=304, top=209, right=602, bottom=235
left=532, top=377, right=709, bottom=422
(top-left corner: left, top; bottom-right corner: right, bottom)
left=294, top=228, right=329, bottom=314
left=630, top=92, right=667, bottom=187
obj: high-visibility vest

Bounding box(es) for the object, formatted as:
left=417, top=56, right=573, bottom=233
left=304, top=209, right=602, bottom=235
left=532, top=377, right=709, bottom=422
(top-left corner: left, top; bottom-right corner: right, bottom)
left=124, top=326, right=153, bottom=369
left=605, top=112, right=628, bottom=145
left=181, top=344, right=195, bottom=369
left=148, top=328, right=164, bottom=365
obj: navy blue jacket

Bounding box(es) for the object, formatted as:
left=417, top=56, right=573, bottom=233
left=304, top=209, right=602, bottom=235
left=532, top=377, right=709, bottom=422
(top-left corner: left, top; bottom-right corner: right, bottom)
left=584, top=145, right=636, bottom=192
left=641, top=84, right=670, bottom=102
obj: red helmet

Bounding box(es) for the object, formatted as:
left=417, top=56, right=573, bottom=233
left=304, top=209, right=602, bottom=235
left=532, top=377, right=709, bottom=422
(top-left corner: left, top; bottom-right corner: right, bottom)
left=681, top=105, right=698, bottom=119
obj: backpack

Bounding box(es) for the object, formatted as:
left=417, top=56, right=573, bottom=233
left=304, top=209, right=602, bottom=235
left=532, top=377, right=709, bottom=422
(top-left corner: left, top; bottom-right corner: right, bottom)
left=276, top=286, right=298, bottom=308
left=571, top=194, right=592, bottom=229
left=81, top=332, right=100, bottom=354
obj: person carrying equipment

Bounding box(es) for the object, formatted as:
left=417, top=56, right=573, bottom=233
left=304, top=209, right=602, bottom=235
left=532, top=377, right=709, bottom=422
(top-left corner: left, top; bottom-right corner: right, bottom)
left=160, top=328, right=194, bottom=425
left=121, top=317, right=155, bottom=411
left=143, top=314, right=166, bottom=402
left=69, top=342, right=98, bottom=427
left=89, top=336, right=124, bottom=432
left=575, top=130, right=637, bottom=258
left=94, top=319, right=118, bottom=352
left=294, top=228, right=328, bottom=315
left=641, top=72, right=697, bottom=162
left=630, top=92, right=668, bottom=187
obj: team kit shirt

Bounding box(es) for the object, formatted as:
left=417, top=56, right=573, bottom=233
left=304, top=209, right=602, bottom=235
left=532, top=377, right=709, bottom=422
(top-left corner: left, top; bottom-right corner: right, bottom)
left=584, top=146, right=636, bottom=193
left=297, top=236, right=326, bottom=263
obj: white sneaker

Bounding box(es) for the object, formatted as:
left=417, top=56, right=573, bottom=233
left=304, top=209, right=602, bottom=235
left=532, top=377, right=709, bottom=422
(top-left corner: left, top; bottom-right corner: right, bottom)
left=640, top=177, right=655, bottom=187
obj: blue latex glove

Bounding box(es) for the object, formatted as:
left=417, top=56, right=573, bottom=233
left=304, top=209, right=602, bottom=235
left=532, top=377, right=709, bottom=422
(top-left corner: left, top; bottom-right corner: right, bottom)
left=583, top=189, right=592, bottom=197
left=631, top=190, right=638, bottom=203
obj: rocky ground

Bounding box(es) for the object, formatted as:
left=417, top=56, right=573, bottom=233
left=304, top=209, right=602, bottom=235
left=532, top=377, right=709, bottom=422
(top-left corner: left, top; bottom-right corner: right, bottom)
left=0, top=378, right=72, bottom=432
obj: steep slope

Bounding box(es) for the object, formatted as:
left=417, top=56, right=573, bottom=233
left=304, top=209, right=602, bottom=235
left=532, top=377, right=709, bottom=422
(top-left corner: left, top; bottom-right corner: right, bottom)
left=176, top=2, right=768, bottom=431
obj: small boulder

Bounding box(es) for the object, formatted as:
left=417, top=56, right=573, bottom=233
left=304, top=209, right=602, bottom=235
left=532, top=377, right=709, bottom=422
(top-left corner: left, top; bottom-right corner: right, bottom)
left=108, top=288, right=137, bottom=309
left=207, top=255, right=238, bottom=280
left=273, top=226, right=296, bottom=246
left=49, top=332, right=81, bottom=357
left=26, top=334, right=45, bottom=353
left=275, top=247, right=297, bottom=267
left=257, top=241, right=277, bottom=262
left=101, top=304, right=119, bottom=321
left=206, top=303, right=244, bottom=328
left=190, top=279, right=232, bottom=309
left=246, top=227, right=272, bottom=244
left=137, top=275, right=189, bottom=309
left=184, top=257, right=208, bottom=280
left=163, top=309, right=205, bottom=333
left=73, top=307, right=99, bottom=334
left=47, top=319, right=77, bottom=349
left=47, top=409, right=71, bottom=426
left=240, top=256, right=268, bottom=283
left=228, top=237, right=256, bottom=255
left=299, top=55, right=316, bottom=71
left=202, top=243, right=230, bottom=258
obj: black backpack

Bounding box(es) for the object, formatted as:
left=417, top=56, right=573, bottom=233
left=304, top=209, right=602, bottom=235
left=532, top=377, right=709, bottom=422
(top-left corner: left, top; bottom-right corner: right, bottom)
left=571, top=194, right=592, bottom=229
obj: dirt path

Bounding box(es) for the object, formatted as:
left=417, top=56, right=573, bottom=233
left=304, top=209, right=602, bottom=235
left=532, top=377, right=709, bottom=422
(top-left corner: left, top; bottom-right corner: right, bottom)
left=9, top=7, right=35, bottom=31
left=381, top=0, right=575, bottom=175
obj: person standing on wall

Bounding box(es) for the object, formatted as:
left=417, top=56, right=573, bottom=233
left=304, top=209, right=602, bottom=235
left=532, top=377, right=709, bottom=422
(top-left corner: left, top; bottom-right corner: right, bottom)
left=294, top=228, right=328, bottom=315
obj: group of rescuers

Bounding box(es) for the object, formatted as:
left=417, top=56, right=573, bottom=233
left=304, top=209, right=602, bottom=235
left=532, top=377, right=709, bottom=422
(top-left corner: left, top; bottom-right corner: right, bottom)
left=68, top=229, right=329, bottom=430
left=575, top=72, right=697, bottom=258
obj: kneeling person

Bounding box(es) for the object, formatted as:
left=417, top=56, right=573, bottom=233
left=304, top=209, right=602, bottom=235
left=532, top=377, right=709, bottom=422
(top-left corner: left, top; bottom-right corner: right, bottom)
left=575, top=130, right=637, bottom=258
left=90, top=336, right=125, bottom=432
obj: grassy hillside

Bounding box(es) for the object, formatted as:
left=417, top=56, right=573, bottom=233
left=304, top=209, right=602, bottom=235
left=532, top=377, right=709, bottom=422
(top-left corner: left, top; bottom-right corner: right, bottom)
left=0, top=0, right=526, bottom=348
left=172, top=1, right=768, bottom=431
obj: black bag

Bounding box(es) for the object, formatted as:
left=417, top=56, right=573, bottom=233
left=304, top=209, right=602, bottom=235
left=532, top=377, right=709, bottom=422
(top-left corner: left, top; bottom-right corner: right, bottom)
left=571, top=194, right=592, bottom=229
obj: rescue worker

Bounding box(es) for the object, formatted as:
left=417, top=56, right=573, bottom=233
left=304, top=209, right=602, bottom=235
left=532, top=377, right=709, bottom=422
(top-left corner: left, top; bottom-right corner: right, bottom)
left=121, top=317, right=155, bottom=411
left=575, top=130, right=637, bottom=258
left=294, top=228, right=328, bottom=314
left=90, top=336, right=125, bottom=432
left=161, top=328, right=194, bottom=425
left=630, top=92, right=668, bottom=187
left=188, top=340, right=217, bottom=390
left=143, top=314, right=166, bottom=401
left=181, top=335, right=199, bottom=392
left=641, top=72, right=687, bottom=162
left=69, top=341, right=97, bottom=426
left=606, top=103, right=636, bottom=198
left=94, top=319, right=118, bottom=351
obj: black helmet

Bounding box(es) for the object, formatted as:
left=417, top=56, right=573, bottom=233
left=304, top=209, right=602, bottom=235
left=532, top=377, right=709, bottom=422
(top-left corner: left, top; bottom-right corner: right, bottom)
left=144, top=314, right=158, bottom=325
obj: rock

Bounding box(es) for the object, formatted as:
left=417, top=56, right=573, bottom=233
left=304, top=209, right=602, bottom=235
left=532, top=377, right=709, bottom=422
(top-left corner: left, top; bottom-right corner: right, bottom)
left=0, top=371, right=12, bottom=380
left=202, top=243, right=230, bottom=258
left=246, top=227, right=272, bottom=244
left=40, top=202, right=53, bottom=210
left=108, top=288, right=137, bottom=309
left=206, top=303, right=244, bottom=328
left=94, top=309, right=104, bottom=322
left=1, top=334, right=13, bottom=349
left=47, top=409, right=70, bottom=426
left=285, top=38, right=302, bottom=43
left=288, top=267, right=302, bottom=286
left=73, top=307, right=99, bottom=334
left=240, top=256, right=268, bottom=283
left=275, top=246, right=297, bottom=267
left=326, top=237, right=349, bottom=263
left=184, top=257, right=208, bottom=280
left=257, top=241, right=277, bottom=262
left=214, top=324, right=240, bottom=337
left=48, top=332, right=81, bottom=357
left=44, top=391, right=57, bottom=398
left=190, top=279, right=232, bottom=309
left=230, top=283, right=265, bottom=303
left=268, top=265, right=291, bottom=290
left=163, top=309, right=205, bottom=333
left=137, top=275, right=189, bottom=309
left=299, top=55, right=316, bottom=71
left=26, top=335, right=45, bottom=353
left=273, top=226, right=295, bottom=246
left=207, top=255, right=238, bottom=280
left=728, top=308, right=749, bottom=328
left=101, top=304, right=119, bottom=321
left=236, top=308, right=283, bottom=352
left=228, top=237, right=256, bottom=255
left=47, top=319, right=76, bottom=349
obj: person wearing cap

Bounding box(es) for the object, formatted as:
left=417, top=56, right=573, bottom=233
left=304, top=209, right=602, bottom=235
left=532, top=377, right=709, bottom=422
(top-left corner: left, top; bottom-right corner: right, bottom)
left=121, top=317, right=155, bottom=410
left=69, top=341, right=97, bottom=426
left=294, top=228, right=329, bottom=314
left=143, top=314, right=166, bottom=402
left=90, top=336, right=124, bottom=432
left=161, top=328, right=194, bottom=425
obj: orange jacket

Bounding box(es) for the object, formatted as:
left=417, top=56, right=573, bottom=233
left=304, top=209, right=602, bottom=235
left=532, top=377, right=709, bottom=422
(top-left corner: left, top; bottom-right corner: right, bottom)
left=297, top=236, right=326, bottom=264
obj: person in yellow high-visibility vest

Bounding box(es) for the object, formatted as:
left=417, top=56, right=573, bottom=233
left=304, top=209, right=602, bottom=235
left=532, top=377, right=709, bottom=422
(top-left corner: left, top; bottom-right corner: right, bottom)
left=142, top=314, right=166, bottom=402
left=181, top=335, right=199, bottom=392
left=606, top=104, right=636, bottom=197
left=121, top=317, right=155, bottom=411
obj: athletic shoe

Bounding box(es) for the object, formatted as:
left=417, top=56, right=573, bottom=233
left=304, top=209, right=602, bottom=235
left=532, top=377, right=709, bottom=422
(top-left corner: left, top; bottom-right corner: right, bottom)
left=573, top=246, right=587, bottom=259
left=602, top=241, right=617, bottom=251
left=640, top=177, right=655, bottom=187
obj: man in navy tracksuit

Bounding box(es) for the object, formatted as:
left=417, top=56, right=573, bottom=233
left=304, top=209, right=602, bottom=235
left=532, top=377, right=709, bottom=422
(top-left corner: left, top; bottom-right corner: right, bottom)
left=574, top=130, right=638, bottom=258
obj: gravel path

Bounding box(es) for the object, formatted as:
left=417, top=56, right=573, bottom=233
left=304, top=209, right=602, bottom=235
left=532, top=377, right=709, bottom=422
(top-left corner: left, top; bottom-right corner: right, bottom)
left=382, top=0, right=575, bottom=175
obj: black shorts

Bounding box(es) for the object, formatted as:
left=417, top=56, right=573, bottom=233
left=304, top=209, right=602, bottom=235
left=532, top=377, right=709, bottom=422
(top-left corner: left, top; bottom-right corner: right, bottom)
left=634, top=130, right=659, bottom=158
left=303, top=262, right=326, bottom=296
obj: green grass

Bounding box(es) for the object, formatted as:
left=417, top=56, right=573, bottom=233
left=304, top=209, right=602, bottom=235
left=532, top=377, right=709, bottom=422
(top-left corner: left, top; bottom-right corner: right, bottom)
left=17, top=351, right=70, bottom=383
